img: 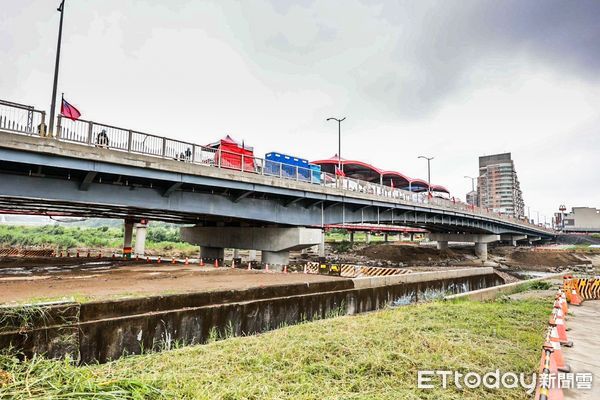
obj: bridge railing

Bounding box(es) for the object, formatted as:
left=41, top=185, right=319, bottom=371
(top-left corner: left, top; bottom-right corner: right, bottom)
left=0, top=100, right=46, bottom=136
left=1, top=100, right=550, bottom=233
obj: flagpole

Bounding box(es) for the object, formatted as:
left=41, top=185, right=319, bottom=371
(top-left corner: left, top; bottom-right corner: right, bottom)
left=49, top=0, right=66, bottom=136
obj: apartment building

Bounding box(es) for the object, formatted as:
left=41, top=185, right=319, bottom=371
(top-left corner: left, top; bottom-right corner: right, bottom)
left=477, top=153, right=525, bottom=217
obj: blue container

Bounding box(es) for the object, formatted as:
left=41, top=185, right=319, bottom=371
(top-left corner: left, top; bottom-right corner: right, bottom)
left=309, top=164, right=321, bottom=184
left=265, top=152, right=311, bottom=181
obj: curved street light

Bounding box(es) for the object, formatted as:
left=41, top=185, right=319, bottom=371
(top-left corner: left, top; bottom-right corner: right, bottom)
left=326, top=117, right=346, bottom=172
left=418, top=155, right=434, bottom=194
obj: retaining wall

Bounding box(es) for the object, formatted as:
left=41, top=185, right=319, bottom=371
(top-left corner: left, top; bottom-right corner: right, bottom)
left=0, top=268, right=502, bottom=363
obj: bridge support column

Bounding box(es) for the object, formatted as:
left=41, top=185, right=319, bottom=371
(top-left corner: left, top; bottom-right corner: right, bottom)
left=262, top=250, right=289, bottom=266
left=429, top=233, right=500, bottom=261
left=384, top=233, right=389, bottom=242
left=366, top=232, right=371, bottom=244
left=134, top=222, right=148, bottom=256
left=474, top=242, right=488, bottom=260
left=123, top=220, right=134, bottom=259
left=318, top=230, right=325, bottom=257
left=500, top=234, right=527, bottom=246
left=200, top=247, right=225, bottom=260
left=436, top=241, right=449, bottom=251
left=181, top=226, right=322, bottom=266
left=349, top=231, right=355, bottom=243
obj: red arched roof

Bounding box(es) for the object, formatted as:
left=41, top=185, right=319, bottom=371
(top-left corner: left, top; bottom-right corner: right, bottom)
left=311, top=155, right=450, bottom=194
left=380, top=171, right=411, bottom=189
left=431, top=184, right=450, bottom=194
left=311, top=156, right=382, bottom=182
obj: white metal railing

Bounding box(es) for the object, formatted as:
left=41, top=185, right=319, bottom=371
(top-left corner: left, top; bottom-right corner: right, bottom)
left=0, top=100, right=552, bottom=234
left=0, top=100, right=46, bottom=136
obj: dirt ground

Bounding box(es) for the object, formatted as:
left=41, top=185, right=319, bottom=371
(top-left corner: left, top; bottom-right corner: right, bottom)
left=0, top=264, right=344, bottom=305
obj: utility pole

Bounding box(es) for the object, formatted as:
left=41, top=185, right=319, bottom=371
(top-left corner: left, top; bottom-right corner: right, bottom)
left=326, top=117, right=346, bottom=172
left=418, top=155, right=434, bottom=194
left=49, top=0, right=66, bottom=136
left=464, top=175, right=476, bottom=191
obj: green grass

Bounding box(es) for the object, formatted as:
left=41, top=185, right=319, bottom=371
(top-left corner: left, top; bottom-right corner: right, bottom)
left=0, top=224, right=197, bottom=256
left=0, top=298, right=551, bottom=399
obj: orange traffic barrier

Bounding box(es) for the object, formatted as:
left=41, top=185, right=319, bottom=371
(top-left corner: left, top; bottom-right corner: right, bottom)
left=171, top=257, right=176, bottom=264
left=214, top=259, right=219, bottom=268
left=199, top=258, right=205, bottom=266
left=570, top=288, right=583, bottom=305
left=247, top=263, right=251, bottom=270
left=231, top=259, right=235, bottom=269
left=535, top=344, right=565, bottom=400
left=184, top=257, right=189, bottom=265
left=157, top=256, right=162, bottom=264
left=549, top=313, right=570, bottom=345
left=265, top=264, right=269, bottom=272
left=283, top=265, right=288, bottom=273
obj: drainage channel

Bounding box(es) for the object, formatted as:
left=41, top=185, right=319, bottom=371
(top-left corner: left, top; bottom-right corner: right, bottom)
left=0, top=267, right=502, bottom=364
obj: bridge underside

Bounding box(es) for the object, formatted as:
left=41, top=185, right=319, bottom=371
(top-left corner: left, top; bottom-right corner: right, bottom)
left=0, top=133, right=553, bottom=241
left=0, top=170, right=532, bottom=236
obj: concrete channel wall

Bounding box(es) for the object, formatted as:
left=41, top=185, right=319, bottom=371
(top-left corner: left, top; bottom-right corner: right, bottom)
left=0, top=268, right=502, bottom=364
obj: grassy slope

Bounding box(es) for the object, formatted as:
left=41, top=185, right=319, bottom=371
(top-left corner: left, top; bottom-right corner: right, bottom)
left=0, top=224, right=197, bottom=256
left=0, top=298, right=549, bottom=400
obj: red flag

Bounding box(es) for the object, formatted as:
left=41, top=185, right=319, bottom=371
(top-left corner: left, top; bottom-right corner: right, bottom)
left=61, top=97, right=81, bottom=121
left=335, top=166, right=346, bottom=177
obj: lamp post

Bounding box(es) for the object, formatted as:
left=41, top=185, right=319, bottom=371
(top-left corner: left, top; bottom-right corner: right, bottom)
left=418, top=155, right=434, bottom=194
left=326, top=117, right=346, bottom=172
left=464, top=175, right=476, bottom=192
left=49, top=0, right=66, bottom=136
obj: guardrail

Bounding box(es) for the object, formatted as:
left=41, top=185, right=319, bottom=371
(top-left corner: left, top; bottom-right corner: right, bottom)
left=0, top=100, right=553, bottom=234
left=0, top=100, right=46, bottom=136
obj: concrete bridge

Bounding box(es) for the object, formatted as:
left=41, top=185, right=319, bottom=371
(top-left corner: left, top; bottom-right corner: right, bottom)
left=0, top=102, right=554, bottom=264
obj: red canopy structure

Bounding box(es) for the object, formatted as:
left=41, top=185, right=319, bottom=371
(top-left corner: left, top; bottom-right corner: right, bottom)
left=208, top=135, right=255, bottom=172
left=311, top=155, right=450, bottom=194
left=311, top=155, right=381, bottom=182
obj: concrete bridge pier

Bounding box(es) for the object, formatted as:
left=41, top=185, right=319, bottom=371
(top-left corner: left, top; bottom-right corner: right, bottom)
left=134, top=222, right=148, bottom=256
left=436, top=240, right=449, bottom=251
left=500, top=234, right=527, bottom=246
left=262, top=250, right=289, bottom=265
left=429, top=233, right=501, bottom=261
left=200, top=247, right=225, bottom=260
left=181, top=226, right=322, bottom=266
left=318, top=230, right=325, bottom=257
left=123, top=220, right=134, bottom=258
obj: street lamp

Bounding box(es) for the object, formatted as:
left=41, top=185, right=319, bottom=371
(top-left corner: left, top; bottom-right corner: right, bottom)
left=326, top=117, right=346, bottom=172
left=49, top=0, right=66, bottom=136
left=464, top=175, right=476, bottom=192
left=418, top=155, right=434, bottom=194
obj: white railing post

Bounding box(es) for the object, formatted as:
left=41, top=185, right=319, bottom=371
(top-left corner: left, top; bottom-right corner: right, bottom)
left=87, top=121, right=93, bottom=144
left=55, top=115, right=62, bottom=139
left=127, top=130, right=133, bottom=152
left=241, top=153, right=245, bottom=172
left=191, top=144, right=196, bottom=163
left=161, top=138, right=166, bottom=158
left=217, top=148, right=222, bottom=168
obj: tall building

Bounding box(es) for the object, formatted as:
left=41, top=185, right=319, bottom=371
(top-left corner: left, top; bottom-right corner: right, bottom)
left=477, top=153, right=525, bottom=217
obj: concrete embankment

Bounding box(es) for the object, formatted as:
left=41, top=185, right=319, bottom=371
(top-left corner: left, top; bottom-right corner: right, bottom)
left=0, top=268, right=502, bottom=363
left=445, top=271, right=565, bottom=301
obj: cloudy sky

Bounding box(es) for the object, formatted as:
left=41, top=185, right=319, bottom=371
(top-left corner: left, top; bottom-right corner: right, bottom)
left=2, top=0, right=599, bottom=222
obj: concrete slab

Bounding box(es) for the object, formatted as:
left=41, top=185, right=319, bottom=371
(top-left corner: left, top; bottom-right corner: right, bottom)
left=563, top=301, right=600, bottom=399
